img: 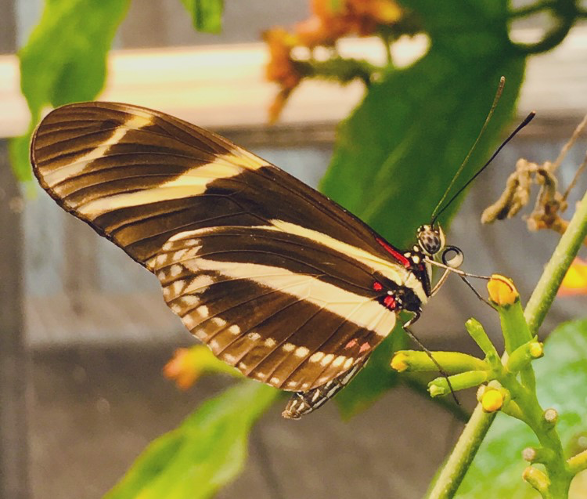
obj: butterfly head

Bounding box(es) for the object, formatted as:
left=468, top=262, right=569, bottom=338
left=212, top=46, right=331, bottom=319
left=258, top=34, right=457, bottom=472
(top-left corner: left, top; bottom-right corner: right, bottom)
left=416, top=224, right=445, bottom=258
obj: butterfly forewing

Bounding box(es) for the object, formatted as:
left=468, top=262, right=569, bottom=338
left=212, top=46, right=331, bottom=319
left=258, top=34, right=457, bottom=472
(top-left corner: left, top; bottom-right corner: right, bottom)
left=31, top=102, right=424, bottom=415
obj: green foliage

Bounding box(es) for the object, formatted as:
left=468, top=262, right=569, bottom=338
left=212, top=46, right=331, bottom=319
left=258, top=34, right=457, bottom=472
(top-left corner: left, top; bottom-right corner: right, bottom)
left=105, top=381, right=278, bottom=499
left=456, top=319, right=587, bottom=498
left=180, top=0, right=224, bottom=33
left=10, top=0, right=131, bottom=180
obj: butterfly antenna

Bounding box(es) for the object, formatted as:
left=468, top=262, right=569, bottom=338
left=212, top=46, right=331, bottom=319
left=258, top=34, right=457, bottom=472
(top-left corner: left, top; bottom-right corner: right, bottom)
left=430, top=77, right=506, bottom=224
left=431, top=110, right=536, bottom=226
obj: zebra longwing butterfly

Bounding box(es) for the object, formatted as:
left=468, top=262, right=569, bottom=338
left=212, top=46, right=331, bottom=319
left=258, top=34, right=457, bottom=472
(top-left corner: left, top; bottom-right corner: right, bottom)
left=31, top=102, right=459, bottom=419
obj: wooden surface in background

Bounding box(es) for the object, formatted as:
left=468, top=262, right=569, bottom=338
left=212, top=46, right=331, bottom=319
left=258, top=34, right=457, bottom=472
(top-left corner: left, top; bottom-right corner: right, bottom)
left=1, top=27, right=587, bottom=139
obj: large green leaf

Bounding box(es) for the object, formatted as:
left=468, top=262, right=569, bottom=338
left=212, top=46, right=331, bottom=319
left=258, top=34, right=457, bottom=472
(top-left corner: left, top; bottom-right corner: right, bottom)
left=455, top=318, right=587, bottom=498
left=105, top=381, right=278, bottom=499
left=179, top=0, right=224, bottom=33
left=9, top=0, right=130, bottom=180
left=321, top=0, right=525, bottom=246
left=322, top=0, right=526, bottom=416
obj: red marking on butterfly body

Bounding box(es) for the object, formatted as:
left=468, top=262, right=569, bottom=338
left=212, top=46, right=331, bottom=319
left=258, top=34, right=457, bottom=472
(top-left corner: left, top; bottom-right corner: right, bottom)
left=373, top=281, right=383, bottom=291
left=345, top=338, right=358, bottom=349
left=383, top=295, right=397, bottom=310
left=376, top=238, right=410, bottom=268
left=359, top=342, right=371, bottom=354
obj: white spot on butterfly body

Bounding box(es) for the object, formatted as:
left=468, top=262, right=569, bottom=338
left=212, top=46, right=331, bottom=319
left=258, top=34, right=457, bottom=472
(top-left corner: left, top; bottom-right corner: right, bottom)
left=310, top=352, right=325, bottom=363
left=183, top=315, right=195, bottom=328
left=270, top=376, right=281, bottom=385
left=185, top=275, right=214, bottom=294
left=332, top=355, right=346, bottom=368
left=344, top=358, right=354, bottom=370
left=196, top=305, right=209, bottom=317
left=229, top=325, right=241, bottom=335
left=264, top=338, right=276, bottom=347
left=180, top=295, right=199, bottom=307
left=224, top=353, right=236, bottom=363
left=171, top=280, right=185, bottom=296
left=169, top=264, right=182, bottom=277
left=247, top=332, right=260, bottom=341
left=173, top=249, right=187, bottom=261
left=320, top=354, right=334, bottom=367
left=208, top=339, right=219, bottom=351
left=283, top=343, right=295, bottom=352
left=238, top=362, right=247, bottom=370
left=295, top=346, right=309, bottom=358
left=212, top=317, right=226, bottom=327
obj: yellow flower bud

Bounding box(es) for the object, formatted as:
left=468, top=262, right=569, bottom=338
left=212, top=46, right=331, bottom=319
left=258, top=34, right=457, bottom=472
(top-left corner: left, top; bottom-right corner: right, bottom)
left=481, top=389, right=504, bottom=412
left=390, top=352, right=409, bottom=372
left=487, top=274, right=518, bottom=306
left=529, top=341, right=544, bottom=358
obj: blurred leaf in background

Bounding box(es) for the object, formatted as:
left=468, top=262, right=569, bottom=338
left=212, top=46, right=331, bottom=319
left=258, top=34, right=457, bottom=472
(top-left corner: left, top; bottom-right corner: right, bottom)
left=9, top=0, right=131, bottom=180
left=180, top=0, right=225, bottom=33
left=105, top=381, right=278, bottom=499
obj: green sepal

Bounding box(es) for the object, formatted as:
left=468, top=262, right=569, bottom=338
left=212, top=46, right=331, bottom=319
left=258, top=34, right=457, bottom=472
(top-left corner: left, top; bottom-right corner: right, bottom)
left=465, top=318, right=500, bottom=365
left=393, top=350, right=488, bottom=374
left=429, top=370, right=490, bottom=397
left=505, top=338, right=543, bottom=374
left=495, top=289, right=532, bottom=355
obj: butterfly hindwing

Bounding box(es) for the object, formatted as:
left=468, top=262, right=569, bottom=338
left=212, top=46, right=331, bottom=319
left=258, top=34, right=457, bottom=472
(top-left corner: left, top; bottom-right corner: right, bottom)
left=154, top=225, right=396, bottom=391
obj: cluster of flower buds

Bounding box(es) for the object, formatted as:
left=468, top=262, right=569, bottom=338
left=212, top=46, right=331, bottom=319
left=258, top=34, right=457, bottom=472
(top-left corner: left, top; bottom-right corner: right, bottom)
left=391, top=275, right=544, bottom=415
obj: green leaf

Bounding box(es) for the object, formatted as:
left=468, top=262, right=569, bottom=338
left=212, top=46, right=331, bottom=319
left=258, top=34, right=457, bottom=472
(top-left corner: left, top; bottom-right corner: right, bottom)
left=105, top=381, right=278, bottom=499
left=180, top=0, right=224, bottom=34
left=455, top=318, right=587, bottom=498
left=320, top=0, right=525, bottom=248
left=320, top=0, right=525, bottom=417
left=9, top=0, right=130, bottom=180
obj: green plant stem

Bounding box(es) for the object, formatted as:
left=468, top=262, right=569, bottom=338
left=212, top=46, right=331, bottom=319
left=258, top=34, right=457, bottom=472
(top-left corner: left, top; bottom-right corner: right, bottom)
left=427, top=188, right=587, bottom=499
left=501, top=374, right=571, bottom=497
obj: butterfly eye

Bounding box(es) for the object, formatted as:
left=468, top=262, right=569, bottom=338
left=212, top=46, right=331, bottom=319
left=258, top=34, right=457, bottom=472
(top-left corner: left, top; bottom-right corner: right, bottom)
left=417, top=225, right=444, bottom=256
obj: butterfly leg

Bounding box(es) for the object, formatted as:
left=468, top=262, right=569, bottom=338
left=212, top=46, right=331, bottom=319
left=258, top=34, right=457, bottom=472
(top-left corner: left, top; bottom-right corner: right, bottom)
left=403, top=313, right=459, bottom=404
left=282, top=357, right=369, bottom=419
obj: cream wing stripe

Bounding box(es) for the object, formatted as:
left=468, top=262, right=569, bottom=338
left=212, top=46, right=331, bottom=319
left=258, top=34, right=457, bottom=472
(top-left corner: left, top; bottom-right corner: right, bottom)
left=183, top=257, right=396, bottom=337
left=168, top=222, right=428, bottom=304
left=42, top=115, right=154, bottom=187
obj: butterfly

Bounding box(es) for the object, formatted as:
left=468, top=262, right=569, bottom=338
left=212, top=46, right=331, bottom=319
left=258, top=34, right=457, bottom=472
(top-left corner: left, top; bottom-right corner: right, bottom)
left=31, top=102, right=463, bottom=419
